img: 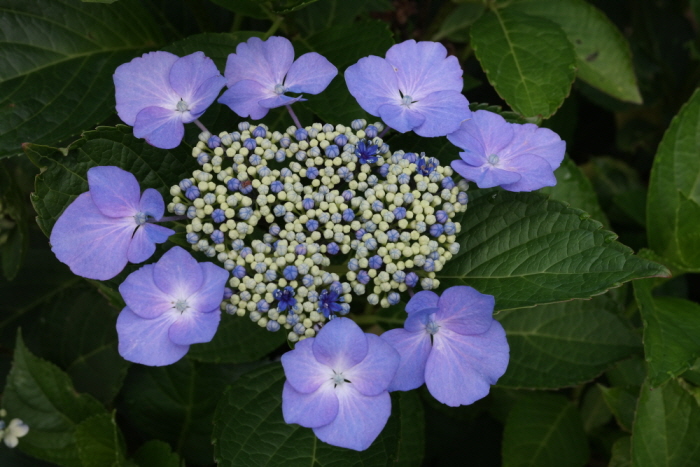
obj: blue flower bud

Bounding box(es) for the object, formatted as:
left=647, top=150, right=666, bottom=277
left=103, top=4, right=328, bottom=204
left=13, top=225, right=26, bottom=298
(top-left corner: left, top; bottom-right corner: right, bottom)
left=233, top=265, right=247, bottom=279
left=365, top=238, right=378, bottom=250
left=372, top=200, right=383, bottom=212
left=239, top=180, right=253, bottom=195
left=342, top=190, right=354, bottom=202
left=295, top=150, right=307, bottom=161
left=327, top=242, right=339, bottom=255
left=331, top=213, right=342, bottom=224
left=306, top=219, right=319, bottom=231
left=238, top=122, right=250, bottom=131
left=355, top=228, right=366, bottom=240
left=283, top=212, right=296, bottom=223
left=423, top=258, right=435, bottom=272
left=387, top=292, right=400, bottom=305
left=207, top=135, right=221, bottom=148
left=186, top=206, right=197, bottom=219
left=444, top=222, right=456, bottom=235
left=403, top=152, right=417, bottom=163
left=368, top=255, right=383, bottom=269
left=387, top=229, right=400, bottom=242
left=240, top=247, right=252, bottom=258
left=325, top=144, right=340, bottom=158
left=302, top=274, right=315, bottom=287
left=249, top=154, right=262, bottom=166
left=404, top=193, right=415, bottom=204
left=275, top=149, right=286, bottom=162
left=348, top=258, right=359, bottom=271
left=365, top=125, right=378, bottom=138
left=357, top=270, right=370, bottom=284
left=428, top=251, right=440, bottom=260
left=271, top=180, right=283, bottom=193
left=238, top=207, right=253, bottom=220
left=339, top=303, right=351, bottom=315
left=393, top=207, right=407, bottom=220
left=364, top=221, right=377, bottom=233
left=266, top=320, right=280, bottom=332
left=197, top=153, right=210, bottom=165
left=393, top=270, right=406, bottom=283
left=265, top=269, right=277, bottom=281
left=255, top=299, right=269, bottom=312
left=211, top=230, right=224, bottom=244
left=306, top=167, right=319, bottom=179
left=283, top=265, right=298, bottom=280
left=335, top=134, right=348, bottom=146
left=287, top=313, right=299, bottom=325
left=318, top=212, right=330, bottom=224
left=351, top=119, right=366, bottom=130
left=185, top=186, right=200, bottom=200
left=295, top=244, right=307, bottom=255
left=458, top=192, right=468, bottom=204
left=435, top=210, right=448, bottom=223
left=227, top=178, right=240, bottom=191
left=397, top=173, right=410, bottom=185
left=379, top=143, right=390, bottom=154
left=221, top=133, right=233, bottom=146
left=430, top=223, right=444, bottom=237
left=405, top=272, right=419, bottom=287
left=293, top=323, right=306, bottom=335
left=223, top=287, right=233, bottom=300
left=186, top=232, right=199, bottom=244
left=272, top=205, right=286, bottom=218
left=203, top=193, right=216, bottom=205
left=309, top=147, right=321, bottom=158
left=342, top=209, right=355, bottom=222
left=179, top=179, right=193, bottom=191
left=173, top=203, right=186, bottom=216
left=280, top=137, right=291, bottom=148
left=379, top=164, right=390, bottom=177
left=252, top=126, right=267, bottom=138
left=280, top=167, right=293, bottom=178
left=295, top=128, right=308, bottom=141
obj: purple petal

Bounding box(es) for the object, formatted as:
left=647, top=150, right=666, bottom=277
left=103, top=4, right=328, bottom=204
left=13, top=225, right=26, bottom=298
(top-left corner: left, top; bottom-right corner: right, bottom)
left=187, top=262, right=229, bottom=313
left=456, top=151, right=486, bottom=167
left=425, top=324, right=510, bottom=407
left=127, top=225, right=157, bottom=264
left=282, top=338, right=332, bottom=394
left=345, top=56, right=400, bottom=116
left=282, top=380, right=338, bottom=428
left=411, top=90, right=471, bottom=137
left=153, top=246, right=204, bottom=299
left=313, top=385, right=391, bottom=452
left=133, top=106, right=185, bottom=150
left=114, top=51, right=180, bottom=126
left=50, top=192, right=133, bottom=280
left=168, top=308, right=221, bottom=345
left=218, top=80, right=275, bottom=119
left=285, top=52, right=338, bottom=94
left=503, top=123, right=566, bottom=170
left=377, top=103, right=426, bottom=134
left=312, top=318, right=368, bottom=372
left=87, top=166, right=140, bottom=218
left=499, top=153, right=558, bottom=192
left=381, top=328, right=431, bottom=392
left=142, top=223, right=174, bottom=244
left=404, top=309, right=432, bottom=333
left=187, top=75, right=227, bottom=121
left=436, top=286, right=495, bottom=336
left=405, top=290, right=439, bottom=314
left=451, top=160, right=521, bottom=189
left=139, top=188, right=165, bottom=220
left=119, top=264, right=173, bottom=319
left=224, top=36, right=294, bottom=90
left=343, top=334, right=399, bottom=397
left=168, top=52, right=223, bottom=112
left=448, top=110, right=514, bottom=157
left=117, top=307, right=187, bottom=366
left=259, top=94, right=304, bottom=110
left=385, top=40, right=464, bottom=100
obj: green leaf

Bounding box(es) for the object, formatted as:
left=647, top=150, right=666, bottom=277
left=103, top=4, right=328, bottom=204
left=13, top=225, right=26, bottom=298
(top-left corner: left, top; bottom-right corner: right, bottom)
left=213, top=363, right=423, bottom=466
left=133, top=440, right=181, bottom=467
left=579, top=385, right=612, bottom=433
left=433, top=3, right=485, bottom=41
left=0, top=162, right=28, bottom=279
left=609, top=436, right=631, bottom=467
left=291, top=0, right=377, bottom=35
left=0, top=0, right=163, bottom=158
left=502, top=393, right=589, bottom=467
left=163, top=32, right=264, bottom=71
left=437, top=191, right=669, bottom=311
left=507, top=0, right=642, bottom=104
left=75, top=413, right=127, bottom=467
left=647, top=88, right=700, bottom=272
left=209, top=0, right=269, bottom=18
left=470, top=9, right=576, bottom=118
left=3, top=332, right=105, bottom=467
left=631, top=378, right=700, bottom=467
left=188, top=314, right=285, bottom=363
left=633, top=279, right=700, bottom=387
left=496, top=293, right=640, bottom=389
left=599, top=385, right=638, bottom=432
left=25, top=125, right=193, bottom=237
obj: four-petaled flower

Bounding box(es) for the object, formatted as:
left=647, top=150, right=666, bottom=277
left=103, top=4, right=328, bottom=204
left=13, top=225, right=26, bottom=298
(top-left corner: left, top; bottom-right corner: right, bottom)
left=114, top=51, right=226, bottom=149
left=282, top=318, right=400, bottom=451
left=318, top=283, right=343, bottom=318
left=218, top=36, right=338, bottom=119
left=345, top=40, right=471, bottom=137
left=447, top=110, right=565, bottom=192
left=381, top=286, right=509, bottom=407
left=116, top=246, right=228, bottom=366
left=274, top=286, right=297, bottom=312
left=50, top=166, right=174, bottom=280
left=355, top=140, right=378, bottom=164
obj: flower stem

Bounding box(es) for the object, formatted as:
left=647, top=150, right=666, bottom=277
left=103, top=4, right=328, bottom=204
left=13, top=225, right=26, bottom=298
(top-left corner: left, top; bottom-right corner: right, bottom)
left=193, top=119, right=210, bottom=134
left=156, top=215, right=187, bottom=223
left=286, top=104, right=302, bottom=129
left=263, top=16, right=284, bottom=39
left=379, top=125, right=391, bottom=138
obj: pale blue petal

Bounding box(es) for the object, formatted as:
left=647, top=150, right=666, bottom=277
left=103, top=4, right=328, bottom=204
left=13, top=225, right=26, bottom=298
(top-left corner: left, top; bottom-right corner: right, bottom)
left=448, top=110, right=514, bottom=158
left=259, top=94, right=304, bottom=110
left=117, top=307, right=187, bottom=366
left=87, top=166, right=140, bottom=218
left=50, top=192, right=133, bottom=280
left=377, top=103, right=425, bottom=133
left=451, top=160, right=521, bottom=189
left=118, top=264, right=173, bottom=319
left=285, top=52, right=338, bottom=94
left=282, top=338, right=331, bottom=394
left=455, top=150, right=485, bottom=167
left=127, top=225, right=157, bottom=264
left=412, top=90, right=471, bottom=137
left=224, top=36, right=293, bottom=89
left=168, top=308, right=221, bottom=345
left=499, top=153, right=558, bottom=192
left=186, top=262, right=229, bottom=313
left=436, top=286, right=495, bottom=336
left=345, top=56, right=400, bottom=116
left=168, top=52, right=222, bottom=108
left=153, top=246, right=203, bottom=299
left=403, top=309, right=432, bottom=333
left=138, top=188, right=165, bottom=219
left=143, top=223, right=175, bottom=244
left=312, top=318, right=368, bottom=372
left=343, top=334, right=399, bottom=397
left=218, top=80, right=274, bottom=119
left=381, top=328, right=431, bottom=392
left=425, top=324, right=509, bottom=407
left=405, top=290, right=439, bottom=314
left=503, top=123, right=566, bottom=170
left=187, top=75, right=227, bottom=121
left=114, top=51, right=180, bottom=126
left=313, top=385, right=391, bottom=451
left=133, top=106, right=185, bottom=149
left=282, top=380, right=338, bottom=428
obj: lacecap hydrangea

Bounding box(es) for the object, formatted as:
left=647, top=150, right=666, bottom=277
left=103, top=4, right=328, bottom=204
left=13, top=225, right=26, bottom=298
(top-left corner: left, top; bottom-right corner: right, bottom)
left=49, top=35, right=565, bottom=452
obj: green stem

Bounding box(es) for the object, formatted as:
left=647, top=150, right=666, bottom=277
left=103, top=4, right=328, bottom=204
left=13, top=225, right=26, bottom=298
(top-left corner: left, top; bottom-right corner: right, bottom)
left=263, top=16, right=284, bottom=39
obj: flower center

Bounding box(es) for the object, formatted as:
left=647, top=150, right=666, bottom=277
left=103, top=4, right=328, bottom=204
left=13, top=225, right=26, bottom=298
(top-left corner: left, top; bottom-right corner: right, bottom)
left=174, top=299, right=189, bottom=313
left=488, top=154, right=500, bottom=165
left=176, top=99, right=189, bottom=112
left=331, top=371, right=348, bottom=387
left=274, top=83, right=286, bottom=95
left=401, top=95, right=414, bottom=107
left=134, top=211, right=148, bottom=225
left=426, top=319, right=440, bottom=335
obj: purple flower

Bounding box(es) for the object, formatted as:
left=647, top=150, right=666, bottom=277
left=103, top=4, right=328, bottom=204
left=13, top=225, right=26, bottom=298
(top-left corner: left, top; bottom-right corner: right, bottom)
left=50, top=166, right=174, bottom=280
left=380, top=286, right=509, bottom=407
left=274, top=286, right=297, bottom=312
left=447, top=110, right=566, bottom=192
left=218, top=36, right=337, bottom=119
left=318, top=288, right=343, bottom=318
left=355, top=140, right=378, bottom=164
left=344, top=40, right=471, bottom=137
left=116, top=246, right=228, bottom=366
left=282, top=318, right=400, bottom=451
left=114, top=51, right=226, bottom=149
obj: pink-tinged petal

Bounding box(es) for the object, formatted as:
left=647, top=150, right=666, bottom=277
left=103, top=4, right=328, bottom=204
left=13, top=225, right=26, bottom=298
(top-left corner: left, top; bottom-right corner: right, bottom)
left=218, top=80, right=275, bottom=119
left=436, top=286, right=495, bottom=336
left=504, top=123, right=566, bottom=170
left=50, top=192, right=133, bottom=280
left=283, top=380, right=338, bottom=428
left=153, top=246, right=203, bottom=299
left=258, top=94, right=304, bottom=110
left=186, top=75, right=227, bottom=121
left=127, top=225, right=157, bottom=264
left=345, top=56, right=400, bottom=116
left=282, top=338, right=333, bottom=394
left=313, top=385, right=391, bottom=452
left=168, top=52, right=221, bottom=105
left=411, top=90, right=471, bottom=137
left=377, top=103, right=426, bottom=133
left=138, top=188, right=165, bottom=219
left=405, top=290, right=439, bottom=314
left=224, top=36, right=294, bottom=89
left=385, top=40, right=464, bottom=100
left=87, top=166, right=140, bottom=218
left=312, top=318, right=368, bottom=372
left=143, top=223, right=174, bottom=244
left=168, top=308, right=221, bottom=345
left=133, top=106, right=185, bottom=150
left=425, top=324, right=509, bottom=407
left=451, top=160, right=521, bottom=189
left=187, top=262, right=229, bottom=313
left=343, top=334, right=399, bottom=397
left=285, top=52, right=338, bottom=94
left=117, top=307, right=187, bottom=366
left=114, top=51, right=180, bottom=125
left=499, top=153, right=558, bottom=192
left=381, top=328, right=431, bottom=392
left=119, top=264, right=173, bottom=319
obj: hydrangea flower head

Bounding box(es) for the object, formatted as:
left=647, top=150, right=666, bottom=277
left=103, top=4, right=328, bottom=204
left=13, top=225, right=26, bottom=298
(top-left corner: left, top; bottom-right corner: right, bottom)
left=447, top=110, right=566, bottom=192
left=114, top=51, right=226, bottom=149
left=50, top=166, right=174, bottom=280
left=381, top=286, right=509, bottom=407
left=282, top=318, right=400, bottom=451
left=345, top=40, right=471, bottom=137
left=116, top=246, right=229, bottom=366
left=218, top=36, right=338, bottom=119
